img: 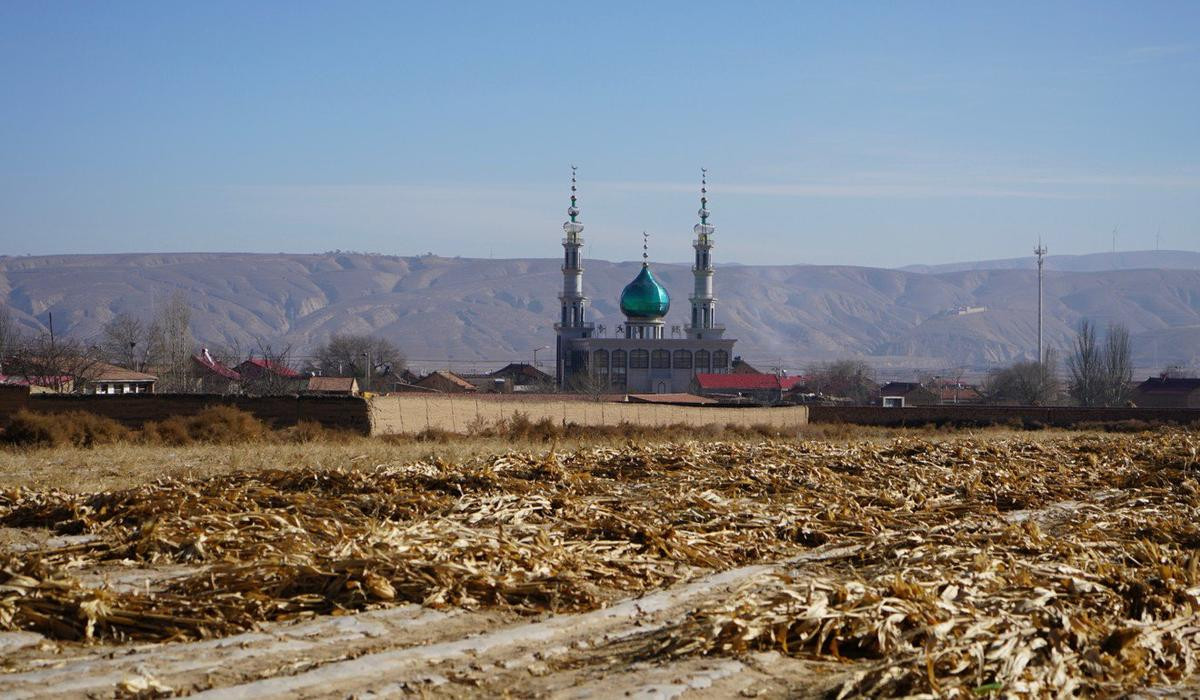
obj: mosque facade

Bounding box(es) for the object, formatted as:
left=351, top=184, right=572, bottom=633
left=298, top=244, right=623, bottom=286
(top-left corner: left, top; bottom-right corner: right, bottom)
left=554, top=169, right=736, bottom=393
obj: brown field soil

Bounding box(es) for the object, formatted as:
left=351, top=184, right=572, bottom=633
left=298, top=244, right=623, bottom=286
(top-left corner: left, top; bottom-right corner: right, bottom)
left=1, top=429, right=1198, bottom=698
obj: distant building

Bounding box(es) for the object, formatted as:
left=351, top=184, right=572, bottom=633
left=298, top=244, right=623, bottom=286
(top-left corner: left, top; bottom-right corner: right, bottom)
left=84, top=362, right=157, bottom=395
left=879, top=382, right=939, bottom=407
left=554, top=170, right=736, bottom=394
left=490, top=363, right=553, bottom=391
left=691, top=372, right=804, bottom=405
left=927, top=379, right=984, bottom=405
left=1132, top=376, right=1200, bottom=408
left=191, top=349, right=241, bottom=394
left=730, top=357, right=762, bottom=374
left=414, top=370, right=478, bottom=393
left=305, top=376, right=359, bottom=396
left=235, top=357, right=306, bottom=394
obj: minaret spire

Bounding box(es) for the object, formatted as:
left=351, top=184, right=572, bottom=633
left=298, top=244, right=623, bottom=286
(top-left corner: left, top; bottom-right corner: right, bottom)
left=555, top=164, right=591, bottom=387
left=688, top=168, right=721, bottom=338
left=642, top=231, right=649, bottom=264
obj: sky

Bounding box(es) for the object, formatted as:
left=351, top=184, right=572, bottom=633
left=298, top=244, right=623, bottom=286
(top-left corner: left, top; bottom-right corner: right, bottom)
left=1, top=2, right=1198, bottom=267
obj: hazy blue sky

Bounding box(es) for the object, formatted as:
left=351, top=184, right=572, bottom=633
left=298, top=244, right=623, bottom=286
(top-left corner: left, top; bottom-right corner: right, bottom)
left=1, top=2, right=1197, bottom=267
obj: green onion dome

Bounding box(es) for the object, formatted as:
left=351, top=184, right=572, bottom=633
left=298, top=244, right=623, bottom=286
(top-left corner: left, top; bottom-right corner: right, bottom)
left=620, top=264, right=671, bottom=319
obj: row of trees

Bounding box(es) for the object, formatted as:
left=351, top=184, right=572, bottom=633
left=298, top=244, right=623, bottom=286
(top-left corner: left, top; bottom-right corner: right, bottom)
left=983, top=320, right=1134, bottom=406
left=804, top=319, right=1140, bottom=407
left=1, top=293, right=408, bottom=395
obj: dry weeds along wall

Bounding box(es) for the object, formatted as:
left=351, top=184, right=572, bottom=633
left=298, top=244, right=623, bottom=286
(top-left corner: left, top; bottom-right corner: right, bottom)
left=17, top=394, right=371, bottom=434
left=809, top=405, right=1200, bottom=428
left=367, top=395, right=808, bottom=435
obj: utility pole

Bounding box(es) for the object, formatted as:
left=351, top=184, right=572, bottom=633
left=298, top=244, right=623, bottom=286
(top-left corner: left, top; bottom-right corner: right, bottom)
left=1035, top=240, right=1047, bottom=363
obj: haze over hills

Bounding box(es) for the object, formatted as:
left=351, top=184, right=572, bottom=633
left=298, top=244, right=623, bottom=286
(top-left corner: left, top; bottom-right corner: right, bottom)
left=1, top=252, right=1198, bottom=373
left=900, top=250, right=1200, bottom=274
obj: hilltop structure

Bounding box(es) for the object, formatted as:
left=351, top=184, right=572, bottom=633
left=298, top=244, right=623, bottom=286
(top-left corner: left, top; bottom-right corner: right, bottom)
left=554, top=169, right=736, bottom=393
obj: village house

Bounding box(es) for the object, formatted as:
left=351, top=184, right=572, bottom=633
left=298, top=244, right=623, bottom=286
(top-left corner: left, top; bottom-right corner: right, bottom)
left=879, top=382, right=939, bottom=408
left=84, top=362, right=158, bottom=395
left=1132, top=376, right=1200, bottom=408
left=691, top=372, right=804, bottom=405
left=412, top=370, right=478, bottom=394
left=305, top=376, right=359, bottom=396
left=235, top=357, right=307, bottom=394
left=489, top=363, right=554, bottom=392
left=191, top=349, right=241, bottom=394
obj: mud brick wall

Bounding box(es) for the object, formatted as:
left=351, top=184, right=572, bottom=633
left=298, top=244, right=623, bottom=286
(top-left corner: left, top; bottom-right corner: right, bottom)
left=367, top=395, right=809, bottom=435
left=808, top=405, right=1200, bottom=428
left=0, top=385, right=31, bottom=419
left=21, top=394, right=371, bottom=434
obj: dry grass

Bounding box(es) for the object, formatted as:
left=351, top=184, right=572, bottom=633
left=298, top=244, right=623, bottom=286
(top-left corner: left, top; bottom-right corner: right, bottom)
left=0, top=431, right=1197, bottom=699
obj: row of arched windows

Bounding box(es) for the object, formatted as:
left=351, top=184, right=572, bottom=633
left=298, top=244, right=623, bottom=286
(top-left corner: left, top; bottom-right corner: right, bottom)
left=590, top=348, right=728, bottom=373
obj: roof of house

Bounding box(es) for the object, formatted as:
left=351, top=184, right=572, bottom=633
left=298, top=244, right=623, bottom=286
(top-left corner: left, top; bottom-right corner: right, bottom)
left=1136, top=377, right=1200, bottom=394
left=237, top=357, right=301, bottom=378
left=85, top=362, right=158, bottom=382
left=307, top=376, right=358, bottom=393
left=192, top=350, right=241, bottom=380
left=417, top=370, right=478, bottom=391
left=879, top=382, right=930, bottom=396
left=490, top=363, right=553, bottom=383
left=694, top=373, right=805, bottom=391
left=626, top=393, right=718, bottom=405
left=730, top=358, right=763, bottom=375
left=931, top=384, right=983, bottom=402
left=0, top=374, right=73, bottom=388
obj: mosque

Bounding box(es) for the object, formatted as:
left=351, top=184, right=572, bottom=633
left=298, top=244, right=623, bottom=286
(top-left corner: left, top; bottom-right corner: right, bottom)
left=554, top=169, right=736, bottom=393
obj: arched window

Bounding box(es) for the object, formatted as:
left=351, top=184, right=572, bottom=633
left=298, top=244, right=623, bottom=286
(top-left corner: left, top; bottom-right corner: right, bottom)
left=673, top=349, right=692, bottom=369
left=651, top=349, right=671, bottom=369
left=611, top=349, right=627, bottom=368
left=713, top=350, right=729, bottom=369
left=630, top=349, right=649, bottom=369
left=593, top=349, right=609, bottom=369
left=695, top=349, right=711, bottom=370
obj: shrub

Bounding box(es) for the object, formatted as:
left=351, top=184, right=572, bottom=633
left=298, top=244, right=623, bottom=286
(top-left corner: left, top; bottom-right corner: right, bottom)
left=2, top=410, right=130, bottom=448
left=141, top=406, right=268, bottom=446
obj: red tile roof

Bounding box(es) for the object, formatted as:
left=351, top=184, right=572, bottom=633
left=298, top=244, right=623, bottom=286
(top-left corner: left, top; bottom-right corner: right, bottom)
left=694, top=373, right=805, bottom=391
left=192, top=350, right=241, bottom=380
left=237, top=357, right=301, bottom=378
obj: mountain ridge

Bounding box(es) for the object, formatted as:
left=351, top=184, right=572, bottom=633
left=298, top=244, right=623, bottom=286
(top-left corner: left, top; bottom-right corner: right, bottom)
left=2, top=252, right=1197, bottom=372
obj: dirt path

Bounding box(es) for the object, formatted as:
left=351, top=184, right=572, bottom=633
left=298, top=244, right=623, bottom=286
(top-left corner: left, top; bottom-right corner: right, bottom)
left=0, top=547, right=861, bottom=699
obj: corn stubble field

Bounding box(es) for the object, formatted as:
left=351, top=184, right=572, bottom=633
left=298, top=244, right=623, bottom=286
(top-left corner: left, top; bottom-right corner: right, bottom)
left=1, top=424, right=1199, bottom=698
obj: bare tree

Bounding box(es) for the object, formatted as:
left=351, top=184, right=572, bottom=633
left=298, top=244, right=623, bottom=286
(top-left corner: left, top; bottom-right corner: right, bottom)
left=313, top=333, right=405, bottom=392
left=567, top=370, right=611, bottom=401
left=805, top=359, right=877, bottom=404
left=1102, top=323, right=1133, bottom=406
left=984, top=348, right=1060, bottom=405
left=1068, top=319, right=1135, bottom=406
left=1067, top=319, right=1104, bottom=406
left=147, top=291, right=194, bottom=392
left=0, top=306, right=18, bottom=372
left=239, top=339, right=301, bottom=396
left=5, top=332, right=103, bottom=393
left=100, top=314, right=148, bottom=370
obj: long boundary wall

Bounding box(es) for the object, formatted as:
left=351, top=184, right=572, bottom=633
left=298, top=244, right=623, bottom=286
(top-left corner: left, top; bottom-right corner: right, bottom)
left=11, top=394, right=372, bottom=434
left=809, top=405, right=1200, bottom=428
left=367, top=395, right=809, bottom=435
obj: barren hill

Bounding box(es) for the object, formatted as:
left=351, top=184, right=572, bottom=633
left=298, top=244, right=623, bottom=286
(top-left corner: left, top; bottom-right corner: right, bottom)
left=2, top=252, right=1198, bottom=370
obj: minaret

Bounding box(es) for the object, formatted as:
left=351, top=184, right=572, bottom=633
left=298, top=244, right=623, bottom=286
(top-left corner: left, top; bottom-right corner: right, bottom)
left=687, top=169, right=723, bottom=339
left=555, top=166, right=592, bottom=386
left=560, top=166, right=587, bottom=328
